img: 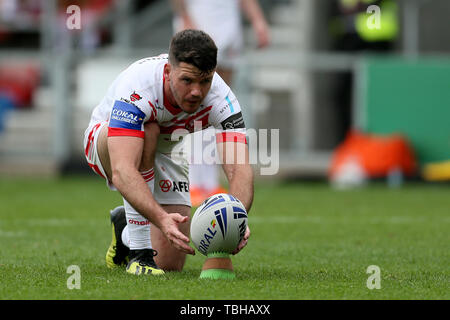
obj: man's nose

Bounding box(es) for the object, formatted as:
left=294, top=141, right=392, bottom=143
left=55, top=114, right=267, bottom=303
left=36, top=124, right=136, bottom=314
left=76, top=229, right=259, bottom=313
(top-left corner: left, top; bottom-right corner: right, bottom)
left=190, top=85, right=202, bottom=97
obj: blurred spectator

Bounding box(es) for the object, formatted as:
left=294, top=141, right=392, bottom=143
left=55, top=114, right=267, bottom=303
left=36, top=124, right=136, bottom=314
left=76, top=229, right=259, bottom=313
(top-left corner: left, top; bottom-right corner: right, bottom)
left=0, top=61, right=40, bottom=132
left=172, top=0, right=270, bottom=84
left=0, top=0, right=18, bottom=23
left=171, top=0, right=270, bottom=205
left=330, top=0, right=399, bottom=143
left=0, top=0, right=42, bottom=132
left=55, top=0, right=113, bottom=54
left=0, top=62, right=40, bottom=108
left=0, top=0, right=41, bottom=47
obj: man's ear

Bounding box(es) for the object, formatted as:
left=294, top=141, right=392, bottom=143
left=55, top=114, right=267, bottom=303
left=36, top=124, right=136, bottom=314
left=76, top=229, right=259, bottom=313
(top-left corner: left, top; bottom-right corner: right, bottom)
left=164, top=63, right=171, bottom=81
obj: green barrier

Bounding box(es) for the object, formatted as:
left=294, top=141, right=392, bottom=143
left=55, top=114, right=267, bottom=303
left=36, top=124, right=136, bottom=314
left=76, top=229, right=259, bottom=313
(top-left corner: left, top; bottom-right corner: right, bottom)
left=357, top=56, right=450, bottom=166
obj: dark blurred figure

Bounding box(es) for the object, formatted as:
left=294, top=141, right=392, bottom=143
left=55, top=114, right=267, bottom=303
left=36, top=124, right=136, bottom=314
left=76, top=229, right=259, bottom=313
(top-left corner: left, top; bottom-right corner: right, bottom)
left=330, top=0, right=399, bottom=143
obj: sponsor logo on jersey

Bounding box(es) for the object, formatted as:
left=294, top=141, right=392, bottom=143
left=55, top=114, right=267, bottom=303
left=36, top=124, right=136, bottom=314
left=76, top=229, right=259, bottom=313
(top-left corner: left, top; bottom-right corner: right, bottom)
left=109, top=100, right=145, bottom=130
left=120, top=97, right=135, bottom=106
left=128, top=219, right=150, bottom=226
left=221, top=112, right=245, bottom=130
left=219, top=104, right=229, bottom=114
left=159, top=179, right=172, bottom=192
left=159, top=180, right=189, bottom=193
left=130, top=91, right=142, bottom=102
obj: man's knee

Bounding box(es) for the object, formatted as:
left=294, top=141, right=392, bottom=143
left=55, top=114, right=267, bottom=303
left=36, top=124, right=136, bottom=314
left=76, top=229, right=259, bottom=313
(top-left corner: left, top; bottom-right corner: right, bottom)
left=153, top=237, right=187, bottom=272
left=158, top=253, right=186, bottom=272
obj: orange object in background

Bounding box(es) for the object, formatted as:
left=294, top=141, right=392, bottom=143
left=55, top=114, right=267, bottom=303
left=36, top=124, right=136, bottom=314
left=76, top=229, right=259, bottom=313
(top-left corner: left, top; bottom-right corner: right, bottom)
left=329, top=130, right=417, bottom=179
left=190, top=186, right=228, bottom=207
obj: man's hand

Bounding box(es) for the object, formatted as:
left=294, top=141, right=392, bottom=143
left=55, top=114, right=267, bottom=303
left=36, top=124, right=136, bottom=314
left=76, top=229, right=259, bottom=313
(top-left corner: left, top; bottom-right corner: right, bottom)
left=159, top=213, right=195, bottom=255
left=232, top=225, right=250, bottom=255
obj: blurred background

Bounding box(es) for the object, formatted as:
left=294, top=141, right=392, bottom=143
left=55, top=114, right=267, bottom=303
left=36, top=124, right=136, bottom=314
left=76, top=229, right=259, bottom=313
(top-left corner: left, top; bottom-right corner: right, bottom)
left=0, top=0, right=449, bottom=186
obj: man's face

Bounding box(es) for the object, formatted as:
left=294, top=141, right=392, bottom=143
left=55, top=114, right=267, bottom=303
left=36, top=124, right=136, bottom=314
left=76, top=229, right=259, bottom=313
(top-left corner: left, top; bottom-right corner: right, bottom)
left=165, top=62, right=215, bottom=114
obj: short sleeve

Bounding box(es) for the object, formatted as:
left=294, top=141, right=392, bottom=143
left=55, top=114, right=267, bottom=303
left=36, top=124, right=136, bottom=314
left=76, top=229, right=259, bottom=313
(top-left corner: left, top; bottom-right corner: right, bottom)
left=108, top=100, right=146, bottom=138
left=107, top=76, right=154, bottom=138
left=209, top=89, right=247, bottom=144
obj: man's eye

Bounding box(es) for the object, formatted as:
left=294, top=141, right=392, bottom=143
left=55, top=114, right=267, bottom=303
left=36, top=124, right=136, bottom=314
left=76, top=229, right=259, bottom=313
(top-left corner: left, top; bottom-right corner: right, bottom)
left=182, top=78, right=192, bottom=84
left=201, top=79, right=212, bottom=85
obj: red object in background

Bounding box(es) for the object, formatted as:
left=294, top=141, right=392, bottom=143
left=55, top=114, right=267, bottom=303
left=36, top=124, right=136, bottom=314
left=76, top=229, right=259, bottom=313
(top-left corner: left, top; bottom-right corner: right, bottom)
left=0, top=63, right=40, bottom=109
left=329, top=130, right=417, bottom=179
left=88, top=0, right=114, bottom=12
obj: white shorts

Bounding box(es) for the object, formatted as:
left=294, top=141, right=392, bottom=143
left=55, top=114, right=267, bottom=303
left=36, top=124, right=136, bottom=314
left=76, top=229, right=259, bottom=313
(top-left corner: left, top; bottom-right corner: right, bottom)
left=83, top=122, right=191, bottom=207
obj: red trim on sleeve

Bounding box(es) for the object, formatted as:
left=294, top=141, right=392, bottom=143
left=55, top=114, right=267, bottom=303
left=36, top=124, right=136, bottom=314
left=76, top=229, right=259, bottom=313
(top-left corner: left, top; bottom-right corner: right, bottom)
left=108, top=127, right=145, bottom=138
left=216, top=132, right=247, bottom=144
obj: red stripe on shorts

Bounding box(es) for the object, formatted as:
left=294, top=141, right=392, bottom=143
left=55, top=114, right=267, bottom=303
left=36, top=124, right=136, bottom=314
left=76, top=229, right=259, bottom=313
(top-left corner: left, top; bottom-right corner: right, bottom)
left=89, top=163, right=105, bottom=179
left=85, top=122, right=102, bottom=157
left=141, top=169, right=155, bottom=182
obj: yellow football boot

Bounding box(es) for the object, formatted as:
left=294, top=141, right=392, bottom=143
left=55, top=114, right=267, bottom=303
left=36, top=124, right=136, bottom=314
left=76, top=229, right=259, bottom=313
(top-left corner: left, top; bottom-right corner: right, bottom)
left=126, top=249, right=165, bottom=276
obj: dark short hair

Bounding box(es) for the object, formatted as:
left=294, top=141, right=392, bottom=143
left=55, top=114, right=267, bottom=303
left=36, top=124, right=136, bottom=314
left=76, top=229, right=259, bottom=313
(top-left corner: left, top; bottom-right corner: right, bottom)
left=169, top=29, right=217, bottom=74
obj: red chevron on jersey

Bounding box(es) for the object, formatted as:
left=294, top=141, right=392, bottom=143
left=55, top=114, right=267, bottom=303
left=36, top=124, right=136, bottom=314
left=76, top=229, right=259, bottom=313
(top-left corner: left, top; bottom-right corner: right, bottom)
left=160, top=105, right=212, bottom=134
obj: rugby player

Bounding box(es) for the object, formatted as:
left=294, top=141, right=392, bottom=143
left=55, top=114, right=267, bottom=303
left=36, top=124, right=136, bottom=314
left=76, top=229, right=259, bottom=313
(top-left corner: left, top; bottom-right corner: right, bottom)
left=83, top=30, right=253, bottom=275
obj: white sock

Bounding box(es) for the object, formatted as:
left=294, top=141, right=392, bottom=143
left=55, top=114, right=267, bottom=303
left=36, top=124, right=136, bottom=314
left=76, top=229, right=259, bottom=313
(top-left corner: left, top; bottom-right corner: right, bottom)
left=121, top=168, right=155, bottom=250
left=121, top=225, right=130, bottom=248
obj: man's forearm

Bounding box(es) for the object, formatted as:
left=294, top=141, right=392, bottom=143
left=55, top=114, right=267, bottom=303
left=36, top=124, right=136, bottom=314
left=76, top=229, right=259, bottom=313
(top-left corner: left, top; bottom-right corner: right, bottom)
left=240, top=0, right=266, bottom=26
left=226, top=164, right=254, bottom=213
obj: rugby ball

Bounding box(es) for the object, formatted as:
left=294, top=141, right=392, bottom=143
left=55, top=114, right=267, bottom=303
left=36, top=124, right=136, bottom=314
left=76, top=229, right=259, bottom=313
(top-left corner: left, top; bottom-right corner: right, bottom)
left=190, top=193, right=248, bottom=256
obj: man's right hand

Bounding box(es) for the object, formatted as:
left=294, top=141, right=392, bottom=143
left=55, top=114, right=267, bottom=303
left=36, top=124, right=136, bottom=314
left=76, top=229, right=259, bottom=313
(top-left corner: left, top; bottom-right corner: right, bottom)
left=160, top=213, right=195, bottom=255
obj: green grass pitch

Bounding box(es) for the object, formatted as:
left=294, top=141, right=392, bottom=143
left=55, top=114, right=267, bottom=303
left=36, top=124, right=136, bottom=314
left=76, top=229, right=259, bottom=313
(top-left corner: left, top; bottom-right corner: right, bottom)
left=0, top=176, right=448, bottom=299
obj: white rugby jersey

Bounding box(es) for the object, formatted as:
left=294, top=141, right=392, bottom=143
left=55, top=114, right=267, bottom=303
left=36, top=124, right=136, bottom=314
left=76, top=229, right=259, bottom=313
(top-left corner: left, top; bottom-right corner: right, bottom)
left=86, top=54, right=247, bottom=152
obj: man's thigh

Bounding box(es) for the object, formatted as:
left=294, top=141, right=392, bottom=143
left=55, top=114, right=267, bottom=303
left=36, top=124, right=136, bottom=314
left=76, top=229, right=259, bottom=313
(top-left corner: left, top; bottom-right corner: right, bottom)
left=96, top=123, right=112, bottom=179
left=91, top=121, right=160, bottom=185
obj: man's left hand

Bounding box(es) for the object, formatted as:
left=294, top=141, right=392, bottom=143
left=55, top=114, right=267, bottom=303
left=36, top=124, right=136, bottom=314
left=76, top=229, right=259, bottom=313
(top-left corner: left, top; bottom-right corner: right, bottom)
left=232, top=225, right=250, bottom=255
